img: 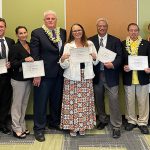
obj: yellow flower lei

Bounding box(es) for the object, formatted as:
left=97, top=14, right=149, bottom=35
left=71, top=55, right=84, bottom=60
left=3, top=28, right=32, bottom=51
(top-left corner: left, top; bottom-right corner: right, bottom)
left=42, top=25, right=61, bottom=43
left=126, top=36, right=142, bottom=55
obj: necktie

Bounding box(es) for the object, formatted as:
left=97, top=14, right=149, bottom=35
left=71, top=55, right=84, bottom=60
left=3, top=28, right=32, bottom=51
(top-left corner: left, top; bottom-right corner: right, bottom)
left=0, top=39, right=6, bottom=58
left=99, top=38, right=103, bottom=47
left=99, top=38, right=104, bottom=70
left=52, top=30, right=56, bottom=39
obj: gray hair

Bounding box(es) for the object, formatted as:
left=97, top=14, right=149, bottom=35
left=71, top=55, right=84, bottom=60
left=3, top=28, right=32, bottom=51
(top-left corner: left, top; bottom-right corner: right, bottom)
left=43, top=10, right=57, bottom=18
left=96, top=18, right=108, bottom=26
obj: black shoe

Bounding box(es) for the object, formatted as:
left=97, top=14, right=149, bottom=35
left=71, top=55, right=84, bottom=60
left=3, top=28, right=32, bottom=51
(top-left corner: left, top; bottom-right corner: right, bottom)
left=112, top=129, right=121, bottom=138
left=24, top=129, right=30, bottom=135
left=138, top=125, right=149, bottom=134
left=0, top=127, right=11, bottom=135
left=34, top=132, right=45, bottom=142
left=125, top=123, right=136, bottom=131
left=97, top=122, right=108, bottom=130
left=13, top=131, right=26, bottom=139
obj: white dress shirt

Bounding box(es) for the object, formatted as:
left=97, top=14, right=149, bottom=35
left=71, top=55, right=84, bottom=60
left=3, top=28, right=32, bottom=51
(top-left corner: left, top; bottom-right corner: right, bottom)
left=0, top=37, right=9, bottom=60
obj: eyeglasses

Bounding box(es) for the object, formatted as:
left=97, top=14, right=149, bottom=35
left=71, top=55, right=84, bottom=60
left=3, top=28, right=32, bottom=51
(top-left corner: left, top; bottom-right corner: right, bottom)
left=72, top=30, right=82, bottom=33
left=128, top=29, right=139, bottom=32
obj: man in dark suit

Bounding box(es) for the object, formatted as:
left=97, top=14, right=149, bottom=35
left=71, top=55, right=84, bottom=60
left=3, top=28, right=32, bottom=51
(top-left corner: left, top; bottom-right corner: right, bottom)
left=89, top=18, right=122, bottom=138
left=123, top=23, right=150, bottom=134
left=0, top=18, right=15, bottom=134
left=30, top=10, right=66, bottom=142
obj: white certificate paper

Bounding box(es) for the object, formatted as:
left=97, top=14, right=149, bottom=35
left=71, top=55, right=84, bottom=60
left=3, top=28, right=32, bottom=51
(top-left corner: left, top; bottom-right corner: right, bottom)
left=22, top=60, right=45, bottom=79
left=0, top=59, right=7, bottom=74
left=69, top=47, right=91, bottom=63
left=128, top=56, right=148, bottom=70
left=97, top=47, right=116, bottom=63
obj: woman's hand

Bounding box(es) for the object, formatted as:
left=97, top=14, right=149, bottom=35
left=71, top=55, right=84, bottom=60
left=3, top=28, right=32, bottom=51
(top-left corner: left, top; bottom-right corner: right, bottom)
left=6, top=61, right=11, bottom=69
left=25, top=56, right=34, bottom=62
left=90, top=52, right=97, bottom=61
left=61, top=53, right=70, bottom=63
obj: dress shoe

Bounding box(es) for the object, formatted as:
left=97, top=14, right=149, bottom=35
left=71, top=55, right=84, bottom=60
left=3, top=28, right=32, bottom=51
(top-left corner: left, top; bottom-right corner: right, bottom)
left=0, top=127, right=11, bottom=135
left=70, top=131, right=77, bottom=137
left=125, top=123, right=136, bottom=131
left=97, top=122, right=108, bottom=130
left=24, top=129, right=30, bottom=135
left=112, top=129, right=121, bottom=138
left=79, top=131, right=85, bottom=136
left=138, top=125, right=149, bottom=134
left=13, top=131, right=26, bottom=139
left=34, top=132, right=45, bottom=142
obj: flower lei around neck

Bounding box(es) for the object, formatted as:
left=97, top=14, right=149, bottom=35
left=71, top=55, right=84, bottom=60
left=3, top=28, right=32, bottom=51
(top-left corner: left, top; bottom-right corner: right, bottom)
left=42, top=25, right=61, bottom=43
left=126, top=36, right=142, bottom=55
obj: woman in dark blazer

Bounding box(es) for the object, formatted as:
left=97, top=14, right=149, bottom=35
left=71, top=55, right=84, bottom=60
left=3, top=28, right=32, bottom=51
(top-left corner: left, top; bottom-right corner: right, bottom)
left=10, top=26, right=34, bottom=138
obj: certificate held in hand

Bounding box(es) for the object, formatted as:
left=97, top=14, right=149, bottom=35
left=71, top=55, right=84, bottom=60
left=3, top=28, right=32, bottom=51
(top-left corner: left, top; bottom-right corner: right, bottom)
left=0, top=59, right=7, bottom=74
left=69, top=47, right=91, bottom=63
left=22, top=60, right=45, bottom=79
left=128, top=56, right=148, bottom=70
left=97, top=47, right=116, bottom=63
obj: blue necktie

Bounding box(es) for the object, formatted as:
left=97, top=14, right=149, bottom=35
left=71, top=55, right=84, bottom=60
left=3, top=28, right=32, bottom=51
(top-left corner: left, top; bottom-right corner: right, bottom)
left=52, top=30, right=56, bottom=39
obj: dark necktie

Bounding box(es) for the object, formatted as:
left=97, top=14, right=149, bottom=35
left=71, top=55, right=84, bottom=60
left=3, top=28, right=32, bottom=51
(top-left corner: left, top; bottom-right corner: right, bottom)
left=99, top=38, right=104, bottom=70
left=52, top=30, right=56, bottom=39
left=99, top=38, right=104, bottom=47
left=0, top=39, right=6, bottom=58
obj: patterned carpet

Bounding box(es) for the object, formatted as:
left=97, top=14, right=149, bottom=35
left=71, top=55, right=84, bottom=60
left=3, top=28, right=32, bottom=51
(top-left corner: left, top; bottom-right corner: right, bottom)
left=0, top=122, right=150, bottom=150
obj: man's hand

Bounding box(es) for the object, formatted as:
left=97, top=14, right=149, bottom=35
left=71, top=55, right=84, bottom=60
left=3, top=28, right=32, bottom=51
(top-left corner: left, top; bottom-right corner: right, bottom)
left=144, top=68, right=150, bottom=74
left=104, top=62, right=114, bottom=69
left=124, top=65, right=131, bottom=72
left=33, top=77, right=41, bottom=87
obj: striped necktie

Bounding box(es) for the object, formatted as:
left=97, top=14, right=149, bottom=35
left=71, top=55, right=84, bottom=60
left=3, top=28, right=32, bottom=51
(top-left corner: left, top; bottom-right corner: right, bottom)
left=99, top=38, right=103, bottom=47
left=0, top=39, right=6, bottom=58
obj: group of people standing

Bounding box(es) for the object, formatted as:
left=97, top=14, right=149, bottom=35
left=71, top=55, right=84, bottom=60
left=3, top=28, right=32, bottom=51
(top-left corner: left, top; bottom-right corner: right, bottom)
left=0, top=10, right=150, bottom=142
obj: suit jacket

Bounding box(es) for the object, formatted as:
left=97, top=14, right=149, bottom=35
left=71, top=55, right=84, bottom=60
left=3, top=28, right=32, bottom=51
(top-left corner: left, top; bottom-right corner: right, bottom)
left=30, top=27, right=66, bottom=78
left=0, top=37, right=15, bottom=78
left=9, top=41, right=31, bottom=81
left=122, top=39, right=150, bottom=85
left=89, top=34, right=122, bottom=87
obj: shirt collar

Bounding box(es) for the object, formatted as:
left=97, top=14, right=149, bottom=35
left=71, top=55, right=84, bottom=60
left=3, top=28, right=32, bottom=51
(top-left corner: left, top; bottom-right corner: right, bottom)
left=0, top=37, right=5, bottom=41
left=98, top=33, right=107, bottom=40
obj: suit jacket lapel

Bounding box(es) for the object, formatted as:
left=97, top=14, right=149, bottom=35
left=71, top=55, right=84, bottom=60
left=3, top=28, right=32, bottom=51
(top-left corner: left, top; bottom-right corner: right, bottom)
left=106, top=34, right=111, bottom=49
left=42, top=28, right=58, bottom=48
left=94, top=35, right=100, bottom=52
left=138, top=39, right=143, bottom=55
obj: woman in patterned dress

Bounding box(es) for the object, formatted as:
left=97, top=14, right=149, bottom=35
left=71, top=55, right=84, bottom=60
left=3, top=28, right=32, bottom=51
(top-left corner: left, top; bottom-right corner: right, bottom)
left=60, top=23, right=98, bottom=136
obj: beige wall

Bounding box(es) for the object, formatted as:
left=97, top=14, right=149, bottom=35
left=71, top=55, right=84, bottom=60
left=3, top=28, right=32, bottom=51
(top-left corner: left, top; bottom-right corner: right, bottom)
left=66, top=0, right=137, bottom=40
